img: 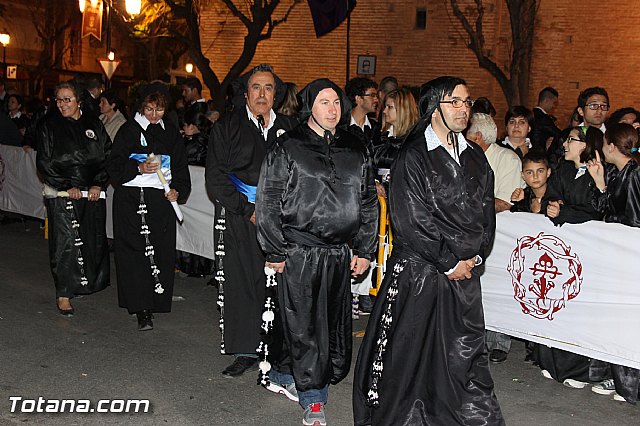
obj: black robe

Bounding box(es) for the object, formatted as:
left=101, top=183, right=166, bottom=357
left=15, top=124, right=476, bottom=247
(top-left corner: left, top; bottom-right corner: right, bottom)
left=510, top=186, right=544, bottom=213
left=106, top=119, right=190, bottom=314
left=36, top=112, right=111, bottom=299
left=542, top=160, right=602, bottom=225
left=205, top=108, right=295, bottom=354
left=373, top=132, right=402, bottom=185
left=353, top=121, right=504, bottom=426
left=589, top=159, right=640, bottom=403
left=256, top=123, right=378, bottom=391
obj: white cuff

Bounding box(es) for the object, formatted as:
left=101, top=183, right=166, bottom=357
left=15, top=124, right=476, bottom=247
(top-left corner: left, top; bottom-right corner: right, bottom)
left=445, top=261, right=461, bottom=275
left=475, top=255, right=483, bottom=266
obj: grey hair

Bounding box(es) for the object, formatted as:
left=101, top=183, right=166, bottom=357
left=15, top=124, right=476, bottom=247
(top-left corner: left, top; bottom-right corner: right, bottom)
left=468, top=113, right=498, bottom=145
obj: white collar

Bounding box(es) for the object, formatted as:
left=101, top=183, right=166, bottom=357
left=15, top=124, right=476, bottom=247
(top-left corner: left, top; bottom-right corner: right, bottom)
left=424, top=124, right=468, bottom=164
left=135, top=112, right=165, bottom=130
left=387, top=125, right=395, bottom=137
left=535, top=106, right=548, bottom=115
left=193, top=98, right=206, bottom=104
left=504, top=136, right=532, bottom=149
left=246, top=105, right=276, bottom=140
left=350, top=114, right=371, bottom=131
left=9, top=111, right=21, bottom=119
left=578, top=122, right=606, bottom=133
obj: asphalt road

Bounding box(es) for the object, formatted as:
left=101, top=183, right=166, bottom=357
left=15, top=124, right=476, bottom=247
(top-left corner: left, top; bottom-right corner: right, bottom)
left=0, top=220, right=638, bottom=425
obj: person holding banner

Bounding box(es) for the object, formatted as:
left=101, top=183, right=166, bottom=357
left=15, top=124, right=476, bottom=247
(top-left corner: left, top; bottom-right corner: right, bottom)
left=587, top=122, right=640, bottom=403
left=36, top=80, right=111, bottom=316
left=353, top=76, right=504, bottom=425
left=106, top=84, right=190, bottom=331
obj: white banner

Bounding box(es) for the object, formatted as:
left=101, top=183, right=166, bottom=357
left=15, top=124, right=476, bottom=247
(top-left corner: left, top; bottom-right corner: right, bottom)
left=0, top=145, right=45, bottom=219
left=483, top=212, right=640, bottom=369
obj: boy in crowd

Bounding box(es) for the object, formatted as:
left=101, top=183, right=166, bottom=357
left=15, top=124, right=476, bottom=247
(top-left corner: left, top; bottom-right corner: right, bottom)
left=511, top=151, right=551, bottom=213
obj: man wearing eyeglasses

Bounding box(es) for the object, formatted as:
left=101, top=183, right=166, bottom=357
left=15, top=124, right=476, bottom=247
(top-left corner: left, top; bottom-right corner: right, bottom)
left=577, top=86, right=610, bottom=132
left=345, top=77, right=379, bottom=152
left=353, top=76, right=503, bottom=426
left=548, top=87, right=610, bottom=169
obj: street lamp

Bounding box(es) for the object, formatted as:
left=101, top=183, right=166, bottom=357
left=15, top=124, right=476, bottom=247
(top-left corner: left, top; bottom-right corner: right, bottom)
left=0, top=33, right=9, bottom=79
left=185, top=63, right=193, bottom=73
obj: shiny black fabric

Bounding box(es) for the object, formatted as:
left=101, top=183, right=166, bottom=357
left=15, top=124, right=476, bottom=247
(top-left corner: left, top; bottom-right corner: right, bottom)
left=592, top=159, right=640, bottom=226
left=589, top=159, right=640, bottom=403
left=530, top=107, right=560, bottom=153
left=205, top=108, right=295, bottom=353
left=542, top=160, right=603, bottom=225
left=510, top=187, right=543, bottom=213
left=531, top=345, right=590, bottom=383
left=256, top=123, right=378, bottom=391
left=353, top=120, right=504, bottom=426
left=183, top=132, right=209, bottom=167
left=256, top=124, right=378, bottom=263
left=36, top=112, right=111, bottom=298
left=106, top=119, right=191, bottom=314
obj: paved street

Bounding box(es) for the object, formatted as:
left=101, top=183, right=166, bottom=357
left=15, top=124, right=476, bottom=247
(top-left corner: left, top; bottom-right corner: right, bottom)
left=0, top=220, right=638, bottom=425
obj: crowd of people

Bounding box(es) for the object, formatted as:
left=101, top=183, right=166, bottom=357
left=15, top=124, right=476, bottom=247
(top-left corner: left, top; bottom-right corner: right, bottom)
left=1, top=65, right=639, bottom=425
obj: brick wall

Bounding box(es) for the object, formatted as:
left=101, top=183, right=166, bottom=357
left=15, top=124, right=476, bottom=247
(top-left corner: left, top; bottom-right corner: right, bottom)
left=198, top=0, right=639, bottom=130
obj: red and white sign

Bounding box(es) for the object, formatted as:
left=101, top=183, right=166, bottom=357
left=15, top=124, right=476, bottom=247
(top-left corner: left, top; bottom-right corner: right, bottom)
left=483, top=212, right=640, bottom=369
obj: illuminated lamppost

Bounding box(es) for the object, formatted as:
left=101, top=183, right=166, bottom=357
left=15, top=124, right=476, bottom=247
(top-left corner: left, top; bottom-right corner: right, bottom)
left=0, top=33, right=10, bottom=79
left=79, top=1, right=140, bottom=88
left=78, top=0, right=141, bottom=56
left=185, top=63, right=194, bottom=73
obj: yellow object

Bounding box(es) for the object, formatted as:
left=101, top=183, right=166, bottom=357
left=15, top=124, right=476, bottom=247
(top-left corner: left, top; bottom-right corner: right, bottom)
left=371, top=195, right=392, bottom=296
left=44, top=217, right=48, bottom=239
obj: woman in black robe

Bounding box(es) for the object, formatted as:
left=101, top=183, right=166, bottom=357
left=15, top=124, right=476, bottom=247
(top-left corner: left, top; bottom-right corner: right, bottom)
left=36, top=81, right=111, bottom=316
left=543, top=126, right=604, bottom=226
left=106, top=86, right=190, bottom=331
left=534, top=126, right=604, bottom=388
left=587, top=122, right=640, bottom=403
left=353, top=77, right=503, bottom=426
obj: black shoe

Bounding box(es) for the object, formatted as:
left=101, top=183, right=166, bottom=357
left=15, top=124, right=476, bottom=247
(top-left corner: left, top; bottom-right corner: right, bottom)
left=136, top=310, right=153, bottom=331
left=56, top=298, right=74, bottom=317
left=221, top=357, right=258, bottom=377
left=489, top=349, right=508, bottom=363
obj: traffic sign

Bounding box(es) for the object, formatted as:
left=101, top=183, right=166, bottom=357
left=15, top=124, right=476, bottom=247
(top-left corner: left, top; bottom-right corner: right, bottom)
left=97, top=59, right=120, bottom=80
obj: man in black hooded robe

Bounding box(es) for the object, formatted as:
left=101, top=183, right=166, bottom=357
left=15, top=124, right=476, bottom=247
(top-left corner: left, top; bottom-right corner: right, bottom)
left=205, top=64, right=295, bottom=377
left=255, top=79, right=377, bottom=425
left=353, top=76, right=504, bottom=426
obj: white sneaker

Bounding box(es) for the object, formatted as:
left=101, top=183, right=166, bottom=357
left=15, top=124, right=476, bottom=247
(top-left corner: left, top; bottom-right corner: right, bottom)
left=563, top=378, right=588, bottom=389
left=613, top=392, right=626, bottom=402
left=591, top=379, right=616, bottom=396
left=265, top=381, right=299, bottom=402
left=541, top=369, right=553, bottom=379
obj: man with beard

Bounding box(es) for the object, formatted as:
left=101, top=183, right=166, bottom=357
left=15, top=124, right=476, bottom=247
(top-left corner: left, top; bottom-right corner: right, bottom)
left=353, top=76, right=504, bottom=426
left=256, top=79, right=377, bottom=426
left=205, top=64, right=295, bottom=377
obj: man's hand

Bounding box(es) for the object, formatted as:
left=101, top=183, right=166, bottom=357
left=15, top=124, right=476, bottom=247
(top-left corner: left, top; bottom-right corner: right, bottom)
left=249, top=211, right=256, bottom=225
left=547, top=200, right=563, bottom=218
left=375, top=182, right=387, bottom=198
left=265, top=261, right=285, bottom=273
left=350, top=256, right=371, bottom=276
left=88, top=186, right=102, bottom=202
left=446, top=260, right=473, bottom=281
left=495, top=198, right=512, bottom=213
left=511, top=188, right=525, bottom=202
left=67, top=187, right=82, bottom=200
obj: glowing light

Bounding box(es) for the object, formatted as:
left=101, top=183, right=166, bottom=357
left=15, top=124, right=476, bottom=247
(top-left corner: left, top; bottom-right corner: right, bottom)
left=126, top=0, right=141, bottom=16
left=185, top=63, right=194, bottom=73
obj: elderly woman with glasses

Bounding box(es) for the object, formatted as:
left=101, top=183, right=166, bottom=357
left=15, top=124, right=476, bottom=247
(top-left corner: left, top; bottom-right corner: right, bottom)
left=36, top=80, right=112, bottom=316
left=106, top=83, right=190, bottom=331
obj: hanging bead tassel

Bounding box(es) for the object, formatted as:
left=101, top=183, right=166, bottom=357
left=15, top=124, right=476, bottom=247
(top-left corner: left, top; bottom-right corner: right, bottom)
left=352, top=293, right=360, bottom=320
left=366, top=258, right=406, bottom=407
left=214, top=206, right=227, bottom=353
left=66, top=200, right=89, bottom=287
left=137, top=188, right=165, bottom=295
left=257, top=267, right=278, bottom=387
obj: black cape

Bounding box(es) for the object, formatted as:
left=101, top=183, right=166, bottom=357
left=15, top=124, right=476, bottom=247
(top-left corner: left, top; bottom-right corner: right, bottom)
left=353, top=119, right=504, bottom=426
left=36, top=112, right=112, bottom=297
left=106, top=118, right=190, bottom=314
left=205, top=107, right=295, bottom=354
left=542, top=160, right=603, bottom=225
left=256, top=123, right=378, bottom=390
